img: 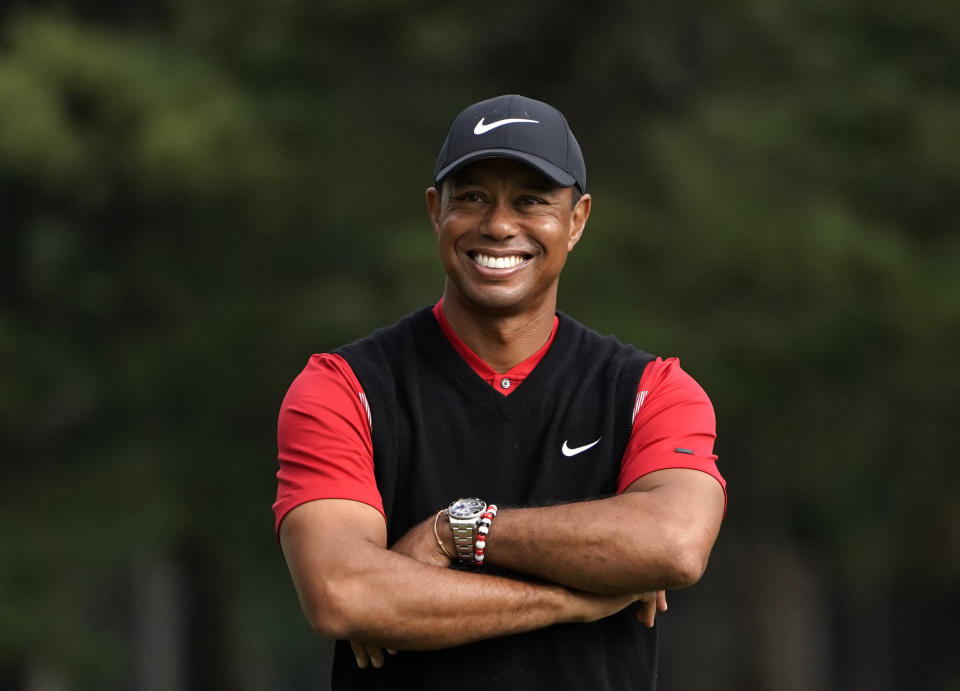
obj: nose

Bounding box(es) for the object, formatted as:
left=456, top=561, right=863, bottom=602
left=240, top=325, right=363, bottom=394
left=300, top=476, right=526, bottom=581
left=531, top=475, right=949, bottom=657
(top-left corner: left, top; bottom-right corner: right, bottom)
left=480, top=199, right=517, bottom=240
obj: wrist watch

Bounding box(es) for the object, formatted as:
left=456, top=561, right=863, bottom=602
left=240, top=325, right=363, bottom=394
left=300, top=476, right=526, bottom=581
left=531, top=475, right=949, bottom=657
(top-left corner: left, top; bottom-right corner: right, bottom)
left=446, top=498, right=487, bottom=564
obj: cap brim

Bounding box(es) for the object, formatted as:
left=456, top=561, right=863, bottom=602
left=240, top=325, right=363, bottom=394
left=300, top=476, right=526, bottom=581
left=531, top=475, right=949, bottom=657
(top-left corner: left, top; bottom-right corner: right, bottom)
left=435, top=149, right=578, bottom=190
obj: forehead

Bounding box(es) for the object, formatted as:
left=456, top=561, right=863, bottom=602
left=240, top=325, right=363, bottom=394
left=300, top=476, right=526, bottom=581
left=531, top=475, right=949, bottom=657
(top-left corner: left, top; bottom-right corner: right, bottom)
left=446, top=158, right=559, bottom=191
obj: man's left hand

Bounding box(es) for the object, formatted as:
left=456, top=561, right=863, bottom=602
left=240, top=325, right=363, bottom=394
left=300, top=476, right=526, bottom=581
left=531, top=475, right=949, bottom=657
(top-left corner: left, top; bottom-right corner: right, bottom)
left=389, top=510, right=454, bottom=568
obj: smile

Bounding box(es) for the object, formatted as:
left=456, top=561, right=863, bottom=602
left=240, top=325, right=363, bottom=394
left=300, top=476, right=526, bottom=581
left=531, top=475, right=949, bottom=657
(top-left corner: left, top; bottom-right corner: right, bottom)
left=470, top=253, right=530, bottom=269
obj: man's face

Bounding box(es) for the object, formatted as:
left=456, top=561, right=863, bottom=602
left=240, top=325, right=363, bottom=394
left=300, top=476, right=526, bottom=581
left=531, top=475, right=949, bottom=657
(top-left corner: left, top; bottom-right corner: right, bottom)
left=426, top=158, right=591, bottom=316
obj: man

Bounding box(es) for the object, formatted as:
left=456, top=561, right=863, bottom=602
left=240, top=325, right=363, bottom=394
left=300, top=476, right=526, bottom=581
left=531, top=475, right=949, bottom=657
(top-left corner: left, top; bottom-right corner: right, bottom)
left=274, top=94, right=726, bottom=690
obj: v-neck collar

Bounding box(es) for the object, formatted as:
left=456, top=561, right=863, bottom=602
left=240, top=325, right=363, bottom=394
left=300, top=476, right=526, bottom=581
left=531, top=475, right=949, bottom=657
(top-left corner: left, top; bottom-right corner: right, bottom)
left=431, top=299, right=559, bottom=396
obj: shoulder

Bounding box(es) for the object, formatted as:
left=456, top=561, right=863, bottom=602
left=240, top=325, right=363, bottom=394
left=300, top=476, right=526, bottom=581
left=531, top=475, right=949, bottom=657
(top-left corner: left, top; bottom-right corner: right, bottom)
left=286, top=352, right=360, bottom=393
left=280, top=353, right=367, bottom=419
left=634, top=357, right=715, bottom=438
left=639, top=357, right=712, bottom=407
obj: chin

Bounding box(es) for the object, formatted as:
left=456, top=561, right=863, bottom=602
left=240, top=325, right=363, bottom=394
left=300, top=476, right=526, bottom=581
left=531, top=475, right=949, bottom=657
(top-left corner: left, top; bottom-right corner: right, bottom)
left=464, top=287, right=544, bottom=316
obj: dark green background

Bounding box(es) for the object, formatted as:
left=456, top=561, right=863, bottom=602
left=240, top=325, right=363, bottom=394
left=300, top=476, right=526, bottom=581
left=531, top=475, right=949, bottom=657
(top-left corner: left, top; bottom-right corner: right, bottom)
left=2, top=1, right=958, bottom=689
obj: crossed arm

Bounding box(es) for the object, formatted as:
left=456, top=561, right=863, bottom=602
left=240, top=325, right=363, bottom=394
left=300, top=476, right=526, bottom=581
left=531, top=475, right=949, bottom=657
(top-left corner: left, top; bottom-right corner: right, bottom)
left=279, top=467, right=724, bottom=658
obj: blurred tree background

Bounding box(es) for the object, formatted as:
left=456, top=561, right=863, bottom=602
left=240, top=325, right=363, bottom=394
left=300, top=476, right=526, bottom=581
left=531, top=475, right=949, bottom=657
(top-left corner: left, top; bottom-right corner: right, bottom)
left=1, top=0, right=958, bottom=689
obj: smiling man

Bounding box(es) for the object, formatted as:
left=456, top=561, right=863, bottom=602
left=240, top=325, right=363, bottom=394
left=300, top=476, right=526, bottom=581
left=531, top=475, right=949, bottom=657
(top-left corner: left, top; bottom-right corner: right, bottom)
left=274, top=95, right=726, bottom=690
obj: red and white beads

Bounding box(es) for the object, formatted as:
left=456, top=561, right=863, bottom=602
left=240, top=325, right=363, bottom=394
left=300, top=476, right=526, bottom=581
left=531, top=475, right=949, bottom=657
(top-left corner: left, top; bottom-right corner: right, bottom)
left=474, top=504, right=498, bottom=565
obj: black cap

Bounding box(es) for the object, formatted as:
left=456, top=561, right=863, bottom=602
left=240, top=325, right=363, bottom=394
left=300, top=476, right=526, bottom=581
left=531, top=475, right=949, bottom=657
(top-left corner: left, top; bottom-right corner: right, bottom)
left=434, top=94, right=586, bottom=193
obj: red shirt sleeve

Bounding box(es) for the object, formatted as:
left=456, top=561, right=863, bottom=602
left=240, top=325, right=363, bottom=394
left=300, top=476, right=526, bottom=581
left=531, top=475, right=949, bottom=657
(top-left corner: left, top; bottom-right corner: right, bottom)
left=273, top=353, right=384, bottom=535
left=617, top=357, right=727, bottom=504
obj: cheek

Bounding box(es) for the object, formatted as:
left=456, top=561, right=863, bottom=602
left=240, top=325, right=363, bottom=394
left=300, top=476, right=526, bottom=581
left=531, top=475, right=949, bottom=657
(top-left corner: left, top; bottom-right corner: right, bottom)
left=437, top=228, right=456, bottom=249
left=436, top=231, right=461, bottom=268
left=437, top=217, right=473, bottom=252
left=538, top=222, right=574, bottom=253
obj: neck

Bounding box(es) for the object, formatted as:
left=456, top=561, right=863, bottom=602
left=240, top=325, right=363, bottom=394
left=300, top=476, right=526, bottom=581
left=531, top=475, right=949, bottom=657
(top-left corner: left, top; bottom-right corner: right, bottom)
left=441, top=292, right=557, bottom=374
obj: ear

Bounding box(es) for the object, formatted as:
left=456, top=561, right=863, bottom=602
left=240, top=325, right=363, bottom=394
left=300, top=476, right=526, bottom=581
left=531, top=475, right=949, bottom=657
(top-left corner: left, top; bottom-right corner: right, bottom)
left=426, top=186, right=442, bottom=236
left=567, top=193, right=591, bottom=251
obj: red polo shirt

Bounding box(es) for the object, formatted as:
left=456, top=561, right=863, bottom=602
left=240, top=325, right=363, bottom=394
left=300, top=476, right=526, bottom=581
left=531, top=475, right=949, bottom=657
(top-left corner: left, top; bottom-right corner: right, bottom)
left=274, top=301, right=725, bottom=532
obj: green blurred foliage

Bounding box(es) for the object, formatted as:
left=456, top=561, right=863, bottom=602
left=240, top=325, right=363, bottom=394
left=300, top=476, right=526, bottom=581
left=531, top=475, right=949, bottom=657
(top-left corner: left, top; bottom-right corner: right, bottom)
left=1, top=0, right=958, bottom=688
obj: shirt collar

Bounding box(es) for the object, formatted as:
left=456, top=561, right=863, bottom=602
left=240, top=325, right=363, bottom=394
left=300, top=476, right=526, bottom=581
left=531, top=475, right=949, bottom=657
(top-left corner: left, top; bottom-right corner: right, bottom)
left=432, top=298, right=559, bottom=396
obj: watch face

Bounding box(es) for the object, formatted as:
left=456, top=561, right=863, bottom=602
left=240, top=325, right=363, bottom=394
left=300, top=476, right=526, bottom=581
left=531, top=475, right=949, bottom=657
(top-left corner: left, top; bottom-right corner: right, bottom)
left=449, top=498, right=486, bottom=519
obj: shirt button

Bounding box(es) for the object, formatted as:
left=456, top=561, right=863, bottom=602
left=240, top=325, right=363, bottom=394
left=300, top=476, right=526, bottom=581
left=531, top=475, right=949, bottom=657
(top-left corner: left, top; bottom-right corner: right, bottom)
left=500, top=377, right=511, bottom=390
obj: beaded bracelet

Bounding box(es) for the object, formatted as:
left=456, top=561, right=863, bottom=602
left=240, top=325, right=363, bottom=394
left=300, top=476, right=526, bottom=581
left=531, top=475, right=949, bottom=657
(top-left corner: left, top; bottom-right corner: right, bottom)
left=474, top=504, right=498, bottom=565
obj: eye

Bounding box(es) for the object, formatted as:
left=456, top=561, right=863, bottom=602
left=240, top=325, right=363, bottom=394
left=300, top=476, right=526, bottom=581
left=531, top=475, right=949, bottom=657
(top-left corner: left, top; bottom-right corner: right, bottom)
left=517, top=195, right=547, bottom=206
left=455, top=190, right=485, bottom=202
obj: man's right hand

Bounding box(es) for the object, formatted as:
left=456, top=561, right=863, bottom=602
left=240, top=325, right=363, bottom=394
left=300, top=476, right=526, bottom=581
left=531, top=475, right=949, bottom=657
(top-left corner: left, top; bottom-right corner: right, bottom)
left=351, top=640, right=397, bottom=669
left=634, top=590, right=668, bottom=628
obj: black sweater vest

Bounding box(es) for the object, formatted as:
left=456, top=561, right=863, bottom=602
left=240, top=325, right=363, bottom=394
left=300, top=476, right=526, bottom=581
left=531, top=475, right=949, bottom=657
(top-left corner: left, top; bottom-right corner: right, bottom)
left=332, top=306, right=658, bottom=690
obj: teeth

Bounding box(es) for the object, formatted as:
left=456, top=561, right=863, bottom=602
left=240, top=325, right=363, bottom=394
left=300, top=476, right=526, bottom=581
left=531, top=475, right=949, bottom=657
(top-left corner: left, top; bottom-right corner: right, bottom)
left=473, top=254, right=526, bottom=269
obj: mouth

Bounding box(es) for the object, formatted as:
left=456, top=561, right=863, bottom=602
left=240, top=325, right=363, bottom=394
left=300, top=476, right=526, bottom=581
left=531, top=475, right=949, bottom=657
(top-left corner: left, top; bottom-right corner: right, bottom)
left=468, top=252, right=532, bottom=270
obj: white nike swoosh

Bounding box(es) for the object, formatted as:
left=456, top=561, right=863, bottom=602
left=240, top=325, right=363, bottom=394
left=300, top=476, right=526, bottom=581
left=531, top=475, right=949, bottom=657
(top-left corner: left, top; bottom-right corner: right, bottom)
left=561, top=438, right=602, bottom=457
left=473, top=117, right=540, bottom=135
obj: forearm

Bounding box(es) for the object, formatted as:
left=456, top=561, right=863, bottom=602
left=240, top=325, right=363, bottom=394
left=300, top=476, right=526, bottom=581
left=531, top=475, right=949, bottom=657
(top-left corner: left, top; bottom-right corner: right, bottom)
left=281, top=506, right=633, bottom=651
left=479, top=473, right=724, bottom=594
left=311, top=548, right=591, bottom=649
left=484, top=497, right=684, bottom=593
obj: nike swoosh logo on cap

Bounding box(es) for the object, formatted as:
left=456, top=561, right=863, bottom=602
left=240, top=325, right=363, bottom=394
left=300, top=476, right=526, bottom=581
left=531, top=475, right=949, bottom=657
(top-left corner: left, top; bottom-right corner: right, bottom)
left=561, top=438, right=601, bottom=457
left=473, top=117, right=540, bottom=135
